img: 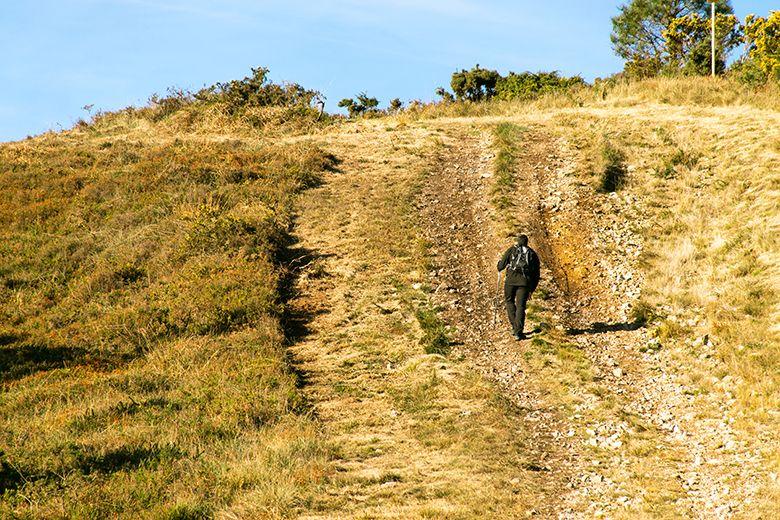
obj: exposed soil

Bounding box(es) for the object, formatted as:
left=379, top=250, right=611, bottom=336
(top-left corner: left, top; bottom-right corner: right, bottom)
left=285, top=118, right=764, bottom=518
left=416, top=127, right=578, bottom=517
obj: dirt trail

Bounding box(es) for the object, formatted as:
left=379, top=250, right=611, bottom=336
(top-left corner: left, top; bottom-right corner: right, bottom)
left=286, top=121, right=574, bottom=518
left=417, top=122, right=763, bottom=518
left=416, top=128, right=578, bottom=506
left=286, top=118, right=762, bottom=518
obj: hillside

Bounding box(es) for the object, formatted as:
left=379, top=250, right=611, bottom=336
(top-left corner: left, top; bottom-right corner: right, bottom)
left=1, top=78, right=778, bottom=518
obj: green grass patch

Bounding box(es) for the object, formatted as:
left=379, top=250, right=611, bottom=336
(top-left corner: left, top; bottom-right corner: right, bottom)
left=492, top=123, right=527, bottom=212
left=415, top=305, right=451, bottom=355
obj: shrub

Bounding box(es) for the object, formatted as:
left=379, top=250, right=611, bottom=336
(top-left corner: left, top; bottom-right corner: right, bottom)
left=148, top=88, right=194, bottom=121
left=496, top=71, right=586, bottom=100
left=338, top=92, right=380, bottom=117
left=450, top=65, right=501, bottom=101
left=742, top=12, right=780, bottom=83
left=388, top=98, right=404, bottom=113
left=195, top=67, right=320, bottom=114
left=139, top=67, right=323, bottom=124
left=434, top=87, right=455, bottom=103
left=447, top=67, right=585, bottom=103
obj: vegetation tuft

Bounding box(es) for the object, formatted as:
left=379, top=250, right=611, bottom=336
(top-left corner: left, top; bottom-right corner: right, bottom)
left=599, top=141, right=628, bottom=192
left=492, top=123, right=526, bottom=221
left=415, top=306, right=451, bottom=356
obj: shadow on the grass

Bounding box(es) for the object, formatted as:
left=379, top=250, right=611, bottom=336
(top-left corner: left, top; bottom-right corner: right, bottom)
left=278, top=237, right=336, bottom=400
left=0, top=333, right=119, bottom=385
left=565, top=320, right=644, bottom=336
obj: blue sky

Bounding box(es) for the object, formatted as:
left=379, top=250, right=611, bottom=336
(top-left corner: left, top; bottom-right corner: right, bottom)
left=0, top=0, right=775, bottom=142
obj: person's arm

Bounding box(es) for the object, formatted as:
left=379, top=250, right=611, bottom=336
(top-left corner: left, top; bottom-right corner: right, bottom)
left=497, top=247, right=512, bottom=271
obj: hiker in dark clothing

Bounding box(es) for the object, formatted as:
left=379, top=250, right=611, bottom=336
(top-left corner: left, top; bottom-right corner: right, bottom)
left=497, top=234, right=541, bottom=340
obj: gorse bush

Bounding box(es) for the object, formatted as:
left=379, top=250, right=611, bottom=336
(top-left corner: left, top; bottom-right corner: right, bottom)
left=338, top=92, right=380, bottom=117
left=664, top=12, right=742, bottom=75
left=104, top=66, right=327, bottom=131
left=743, top=11, right=780, bottom=83
left=195, top=67, right=321, bottom=114
left=496, top=71, right=586, bottom=100
left=451, top=65, right=501, bottom=101
left=388, top=98, right=404, bottom=112
left=445, top=65, right=586, bottom=102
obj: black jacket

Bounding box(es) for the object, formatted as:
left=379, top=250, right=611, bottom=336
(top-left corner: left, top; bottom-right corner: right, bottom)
left=498, top=244, right=540, bottom=290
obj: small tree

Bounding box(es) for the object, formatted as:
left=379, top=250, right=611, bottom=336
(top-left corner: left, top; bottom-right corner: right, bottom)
left=388, top=98, right=404, bottom=113
left=611, top=0, right=736, bottom=77
left=338, top=98, right=357, bottom=117
left=450, top=65, right=501, bottom=101
left=338, top=92, right=380, bottom=118
left=356, top=92, right=379, bottom=112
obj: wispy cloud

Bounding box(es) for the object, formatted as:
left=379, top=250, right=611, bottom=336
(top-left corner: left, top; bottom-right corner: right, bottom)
left=105, top=0, right=529, bottom=27
left=105, top=0, right=244, bottom=21
left=296, top=0, right=528, bottom=26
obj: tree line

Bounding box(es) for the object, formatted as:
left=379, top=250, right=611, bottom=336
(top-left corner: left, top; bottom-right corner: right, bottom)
left=338, top=0, right=778, bottom=117
left=613, top=0, right=779, bottom=83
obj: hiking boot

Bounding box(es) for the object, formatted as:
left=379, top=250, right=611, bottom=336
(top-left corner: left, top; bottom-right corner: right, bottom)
left=514, top=332, right=527, bottom=341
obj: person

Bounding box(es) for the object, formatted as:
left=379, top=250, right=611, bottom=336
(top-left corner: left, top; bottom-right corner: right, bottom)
left=497, top=234, right=540, bottom=340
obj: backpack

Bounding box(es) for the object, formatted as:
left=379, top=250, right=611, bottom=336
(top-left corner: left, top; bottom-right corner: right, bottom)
left=509, top=245, right=532, bottom=279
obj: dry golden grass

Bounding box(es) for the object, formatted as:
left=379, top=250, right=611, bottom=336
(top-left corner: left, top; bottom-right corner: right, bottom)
left=3, top=75, right=778, bottom=518
left=536, top=101, right=780, bottom=515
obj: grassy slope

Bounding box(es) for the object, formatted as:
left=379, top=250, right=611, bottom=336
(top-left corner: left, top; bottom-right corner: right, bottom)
left=555, top=101, right=780, bottom=514
left=0, top=116, right=334, bottom=517
left=399, top=77, right=778, bottom=515
left=1, top=76, right=777, bottom=518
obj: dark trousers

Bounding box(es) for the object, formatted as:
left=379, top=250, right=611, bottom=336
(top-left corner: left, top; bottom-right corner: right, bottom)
left=504, top=284, right=530, bottom=335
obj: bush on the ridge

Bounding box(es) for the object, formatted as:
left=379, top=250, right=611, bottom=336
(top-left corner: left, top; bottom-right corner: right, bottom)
left=195, top=67, right=321, bottom=114
left=450, top=65, right=501, bottom=102
left=388, top=98, right=404, bottom=113
left=496, top=71, right=586, bottom=100
left=338, top=92, right=380, bottom=118
left=140, top=67, right=323, bottom=123
left=740, top=12, right=780, bottom=83
left=445, top=66, right=586, bottom=103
